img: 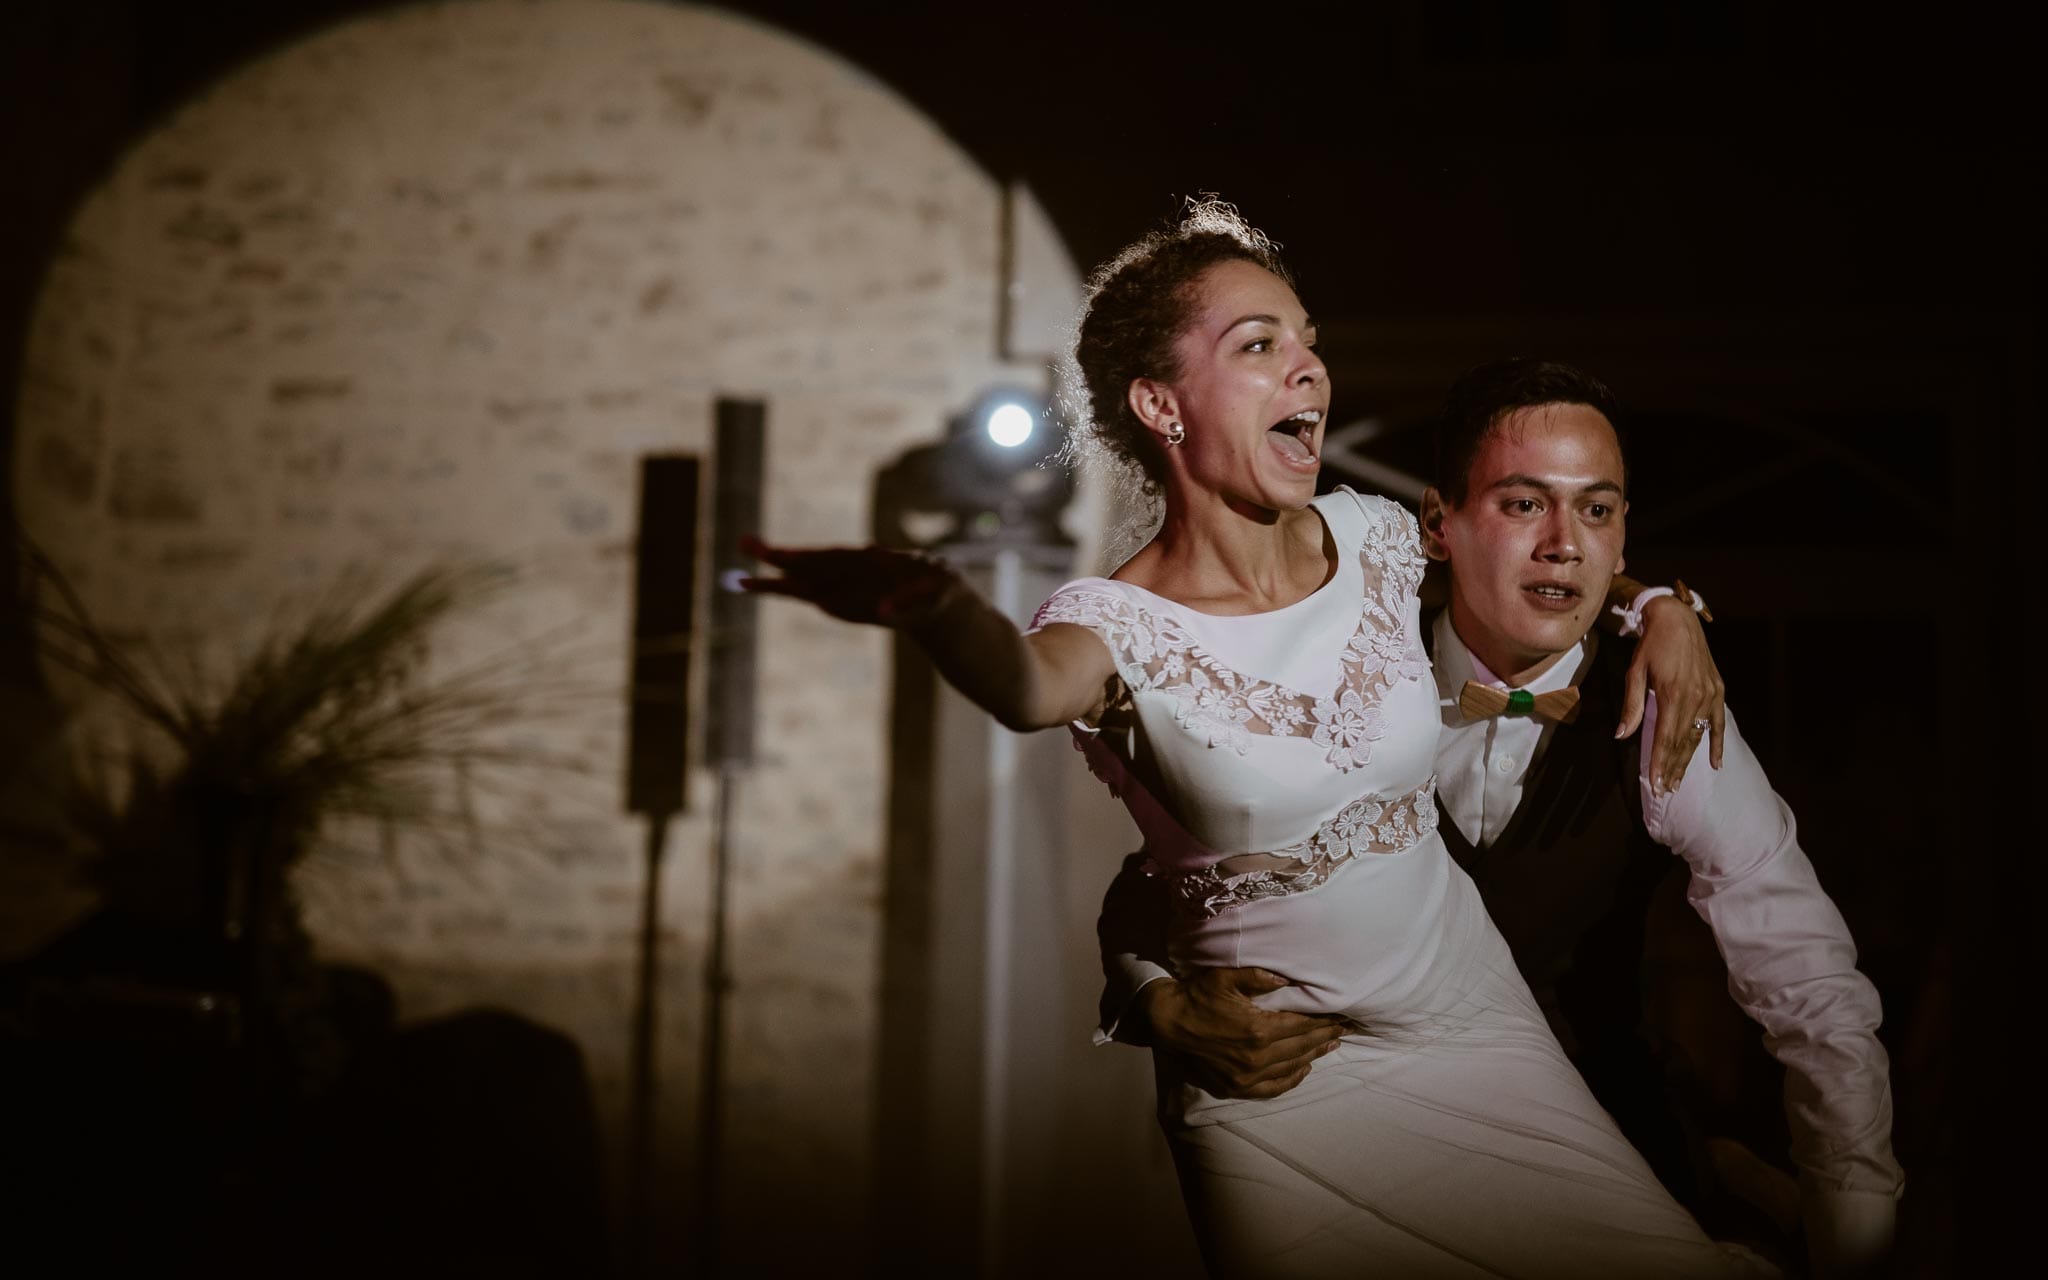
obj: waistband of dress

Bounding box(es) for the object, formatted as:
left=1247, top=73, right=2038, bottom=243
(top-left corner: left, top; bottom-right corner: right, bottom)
left=1154, top=777, right=1440, bottom=920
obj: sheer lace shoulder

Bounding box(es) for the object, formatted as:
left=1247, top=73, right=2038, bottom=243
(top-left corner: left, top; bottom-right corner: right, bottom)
left=1337, top=487, right=1428, bottom=600
left=1029, top=494, right=1430, bottom=774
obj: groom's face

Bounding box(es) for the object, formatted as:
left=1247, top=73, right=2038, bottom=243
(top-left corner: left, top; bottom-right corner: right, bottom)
left=1429, top=403, right=1629, bottom=675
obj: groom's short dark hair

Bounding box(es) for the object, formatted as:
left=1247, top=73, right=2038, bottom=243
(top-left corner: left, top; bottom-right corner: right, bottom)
left=1434, top=359, right=1623, bottom=505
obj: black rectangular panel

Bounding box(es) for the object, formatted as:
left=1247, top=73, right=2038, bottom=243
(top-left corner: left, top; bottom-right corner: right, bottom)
left=708, top=399, right=765, bottom=766
left=625, top=454, right=700, bottom=814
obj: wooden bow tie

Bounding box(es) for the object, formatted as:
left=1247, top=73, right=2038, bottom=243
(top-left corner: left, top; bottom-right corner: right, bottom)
left=1458, top=681, right=1581, bottom=724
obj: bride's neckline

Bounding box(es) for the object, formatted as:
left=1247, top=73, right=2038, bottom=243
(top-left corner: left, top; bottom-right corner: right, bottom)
left=1102, top=503, right=1345, bottom=621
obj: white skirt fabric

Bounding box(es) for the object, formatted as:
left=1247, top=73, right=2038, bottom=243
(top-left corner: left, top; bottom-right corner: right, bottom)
left=1160, top=836, right=1764, bottom=1279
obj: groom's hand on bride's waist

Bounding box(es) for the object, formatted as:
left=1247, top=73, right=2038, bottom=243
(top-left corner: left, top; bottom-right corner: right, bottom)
left=1135, top=967, right=1347, bottom=1100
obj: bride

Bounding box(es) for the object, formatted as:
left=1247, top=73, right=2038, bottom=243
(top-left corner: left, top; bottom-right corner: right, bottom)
left=745, top=201, right=1753, bottom=1277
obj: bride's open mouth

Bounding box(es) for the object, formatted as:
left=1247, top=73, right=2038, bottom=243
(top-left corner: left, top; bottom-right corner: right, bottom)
left=1266, top=409, right=1321, bottom=467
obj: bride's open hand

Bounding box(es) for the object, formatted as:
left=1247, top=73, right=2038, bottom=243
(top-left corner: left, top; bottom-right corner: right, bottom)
left=739, top=535, right=963, bottom=629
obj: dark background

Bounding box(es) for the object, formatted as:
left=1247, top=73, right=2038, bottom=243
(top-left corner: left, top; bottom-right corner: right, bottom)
left=2, top=1, right=2037, bottom=1274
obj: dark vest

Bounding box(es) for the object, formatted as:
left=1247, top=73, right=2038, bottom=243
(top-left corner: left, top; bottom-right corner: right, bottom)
left=1432, top=634, right=1664, bottom=1050
left=1427, top=622, right=1698, bottom=1204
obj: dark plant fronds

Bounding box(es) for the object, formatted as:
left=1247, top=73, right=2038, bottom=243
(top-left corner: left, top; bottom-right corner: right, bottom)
left=21, top=539, right=610, bottom=885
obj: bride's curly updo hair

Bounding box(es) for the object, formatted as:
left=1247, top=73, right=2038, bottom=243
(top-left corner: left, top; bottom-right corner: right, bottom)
left=1063, top=198, right=1294, bottom=505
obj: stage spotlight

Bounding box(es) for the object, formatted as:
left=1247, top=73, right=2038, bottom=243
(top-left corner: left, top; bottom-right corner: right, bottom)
left=871, top=386, right=1073, bottom=550
left=985, top=401, right=1034, bottom=449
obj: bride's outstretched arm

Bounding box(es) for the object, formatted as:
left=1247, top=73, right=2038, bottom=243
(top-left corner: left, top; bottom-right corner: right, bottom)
left=740, top=536, right=1115, bottom=732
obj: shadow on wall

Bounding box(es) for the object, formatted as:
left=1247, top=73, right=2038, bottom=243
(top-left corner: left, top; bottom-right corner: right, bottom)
left=3, top=972, right=610, bottom=1279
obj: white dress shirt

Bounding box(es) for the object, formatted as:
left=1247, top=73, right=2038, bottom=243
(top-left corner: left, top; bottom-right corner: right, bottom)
left=1429, top=613, right=1594, bottom=849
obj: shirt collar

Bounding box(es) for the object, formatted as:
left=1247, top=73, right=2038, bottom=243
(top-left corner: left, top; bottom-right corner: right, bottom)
left=1432, top=611, right=1596, bottom=700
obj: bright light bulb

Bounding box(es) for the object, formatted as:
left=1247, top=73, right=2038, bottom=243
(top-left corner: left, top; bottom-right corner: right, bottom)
left=986, top=402, right=1034, bottom=448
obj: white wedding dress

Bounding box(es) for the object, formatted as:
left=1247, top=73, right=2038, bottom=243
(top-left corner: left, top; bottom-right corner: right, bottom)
left=1033, top=489, right=1756, bottom=1278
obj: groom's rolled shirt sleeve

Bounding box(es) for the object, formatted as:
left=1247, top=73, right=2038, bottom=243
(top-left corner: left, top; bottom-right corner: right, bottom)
left=1096, top=852, right=1175, bottom=1046
left=1640, top=698, right=1905, bottom=1244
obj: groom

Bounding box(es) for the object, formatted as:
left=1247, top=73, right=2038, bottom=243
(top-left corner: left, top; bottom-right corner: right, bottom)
left=1095, top=359, right=1902, bottom=1277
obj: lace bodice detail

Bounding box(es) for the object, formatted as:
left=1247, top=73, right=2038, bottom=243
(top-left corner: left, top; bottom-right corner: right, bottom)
left=1169, top=779, right=1441, bottom=919
left=1034, top=489, right=1443, bottom=919
left=1033, top=495, right=1429, bottom=774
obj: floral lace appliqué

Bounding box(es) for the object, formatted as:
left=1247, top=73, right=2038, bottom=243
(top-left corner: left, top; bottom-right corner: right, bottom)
left=1163, top=779, right=1440, bottom=919
left=1032, top=497, right=1429, bottom=774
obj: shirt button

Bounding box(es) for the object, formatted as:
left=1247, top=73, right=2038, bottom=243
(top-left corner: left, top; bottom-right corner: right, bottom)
left=1495, top=754, right=1517, bottom=774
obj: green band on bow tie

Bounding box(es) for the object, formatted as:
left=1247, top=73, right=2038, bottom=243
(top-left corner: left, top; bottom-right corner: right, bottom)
left=1459, top=680, right=1581, bottom=723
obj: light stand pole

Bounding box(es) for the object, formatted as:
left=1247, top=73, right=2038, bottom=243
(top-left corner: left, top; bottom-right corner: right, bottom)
left=622, top=455, right=699, bottom=1276
left=870, top=389, right=1076, bottom=1275
left=694, top=400, right=765, bottom=1277
left=619, top=395, right=763, bottom=1279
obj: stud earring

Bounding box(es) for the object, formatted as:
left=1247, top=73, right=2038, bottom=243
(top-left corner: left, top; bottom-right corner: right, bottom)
left=1164, top=421, right=1185, bottom=447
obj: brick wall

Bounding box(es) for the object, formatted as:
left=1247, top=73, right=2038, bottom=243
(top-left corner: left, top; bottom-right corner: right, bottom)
left=12, top=0, right=1081, bottom=1266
